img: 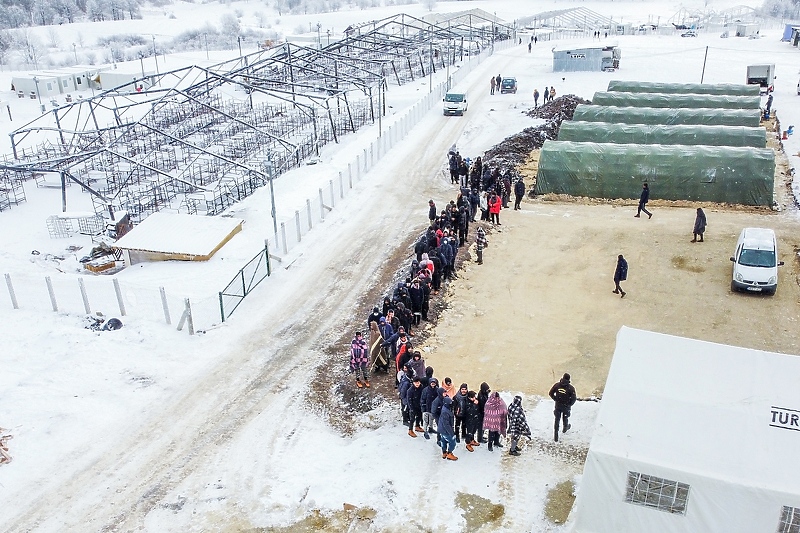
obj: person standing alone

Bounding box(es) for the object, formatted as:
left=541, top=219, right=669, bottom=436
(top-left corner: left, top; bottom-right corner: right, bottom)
left=533, top=88, right=539, bottom=108
left=513, top=178, right=525, bottom=210
left=349, top=331, right=370, bottom=388
left=613, top=254, right=628, bottom=298
left=691, top=208, right=706, bottom=242
left=635, top=182, right=652, bottom=219
left=549, top=373, right=576, bottom=442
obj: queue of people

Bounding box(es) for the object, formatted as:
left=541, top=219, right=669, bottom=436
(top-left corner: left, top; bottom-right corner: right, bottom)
left=346, top=169, right=576, bottom=461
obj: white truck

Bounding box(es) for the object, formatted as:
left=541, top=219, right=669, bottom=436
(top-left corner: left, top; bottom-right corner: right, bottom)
left=443, top=92, right=468, bottom=116
left=746, top=64, right=775, bottom=93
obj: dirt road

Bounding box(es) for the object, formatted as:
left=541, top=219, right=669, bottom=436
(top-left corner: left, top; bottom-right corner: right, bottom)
left=426, top=199, right=800, bottom=398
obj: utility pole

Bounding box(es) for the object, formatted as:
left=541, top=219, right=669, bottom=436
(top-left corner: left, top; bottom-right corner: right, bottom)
left=429, top=23, right=433, bottom=93
left=32, top=76, right=44, bottom=113
left=72, top=43, right=77, bottom=63
left=700, top=46, right=709, bottom=83
left=264, top=156, right=277, bottom=237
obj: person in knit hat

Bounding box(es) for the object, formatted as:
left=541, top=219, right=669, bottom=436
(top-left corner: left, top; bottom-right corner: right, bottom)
left=438, top=396, right=458, bottom=460
left=453, top=383, right=469, bottom=443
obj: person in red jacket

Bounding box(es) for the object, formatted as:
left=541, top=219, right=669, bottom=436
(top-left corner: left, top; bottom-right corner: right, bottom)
left=488, top=192, right=502, bottom=225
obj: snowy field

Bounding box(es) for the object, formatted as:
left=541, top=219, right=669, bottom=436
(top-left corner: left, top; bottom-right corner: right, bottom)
left=1, top=0, right=800, bottom=531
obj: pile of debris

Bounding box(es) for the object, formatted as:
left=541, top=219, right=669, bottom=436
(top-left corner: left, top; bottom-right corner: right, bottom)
left=482, top=95, right=591, bottom=178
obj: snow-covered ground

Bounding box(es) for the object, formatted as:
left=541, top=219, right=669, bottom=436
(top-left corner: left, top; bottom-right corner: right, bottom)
left=1, top=0, right=799, bottom=531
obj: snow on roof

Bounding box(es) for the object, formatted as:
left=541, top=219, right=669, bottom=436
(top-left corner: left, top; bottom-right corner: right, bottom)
left=114, top=212, right=243, bottom=257
left=592, top=327, right=800, bottom=494
left=552, top=42, right=618, bottom=53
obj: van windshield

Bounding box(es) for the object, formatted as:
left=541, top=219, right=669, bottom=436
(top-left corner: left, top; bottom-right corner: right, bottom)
left=444, top=94, right=465, bottom=102
left=739, top=248, right=776, bottom=267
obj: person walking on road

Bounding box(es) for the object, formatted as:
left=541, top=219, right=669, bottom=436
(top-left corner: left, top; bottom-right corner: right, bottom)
left=490, top=76, right=496, bottom=95
left=507, top=396, right=531, bottom=456
left=549, top=373, right=577, bottom=442
left=533, top=88, right=539, bottom=108
left=495, top=74, right=502, bottom=91
left=691, top=208, right=707, bottom=243
left=613, top=254, right=628, bottom=298
left=635, top=182, right=652, bottom=219
left=513, top=178, right=525, bottom=210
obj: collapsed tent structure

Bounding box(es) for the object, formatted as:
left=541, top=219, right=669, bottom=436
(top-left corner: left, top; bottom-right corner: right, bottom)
left=590, top=91, right=761, bottom=110
left=535, top=141, right=774, bottom=205
left=606, top=80, right=760, bottom=96
left=571, top=327, right=800, bottom=533
left=558, top=122, right=766, bottom=148
left=571, top=105, right=761, bottom=127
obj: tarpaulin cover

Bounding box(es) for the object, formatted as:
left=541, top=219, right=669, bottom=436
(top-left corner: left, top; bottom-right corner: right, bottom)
left=558, top=121, right=767, bottom=148
left=572, top=105, right=761, bottom=127
left=535, top=141, right=774, bottom=206
left=591, top=91, right=761, bottom=109
left=607, top=80, right=760, bottom=96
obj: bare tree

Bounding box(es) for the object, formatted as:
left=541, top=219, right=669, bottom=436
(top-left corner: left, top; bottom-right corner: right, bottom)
left=46, top=27, right=61, bottom=48
left=14, top=29, right=44, bottom=69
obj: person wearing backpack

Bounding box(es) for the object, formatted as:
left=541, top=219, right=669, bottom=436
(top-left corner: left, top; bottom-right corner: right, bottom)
left=549, top=373, right=577, bottom=442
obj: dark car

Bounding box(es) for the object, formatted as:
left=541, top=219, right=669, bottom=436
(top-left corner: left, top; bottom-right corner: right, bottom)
left=681, top=30, right=697, bottom=37
left=500, top=77, right=517, bottom=94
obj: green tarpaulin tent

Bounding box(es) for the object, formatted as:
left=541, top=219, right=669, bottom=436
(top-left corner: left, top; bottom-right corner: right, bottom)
left=591, top=92, right=761, bottom=109
left=606, top=81, right=760, bottom=96
left=572, top=105, right=762, bottom=127
left=535, top=141, right=774, bottom=206
left=558, top=121, right=767, bottom=148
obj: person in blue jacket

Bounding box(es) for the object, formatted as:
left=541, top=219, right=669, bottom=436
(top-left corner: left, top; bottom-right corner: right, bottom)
left=438, top=396, right=458, bottom=460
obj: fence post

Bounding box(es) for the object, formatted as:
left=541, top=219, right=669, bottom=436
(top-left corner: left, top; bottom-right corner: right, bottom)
left=265, top=240, right=271, bottom=277
left=176, top=298, right=194, bottom=335
left=241, top=269, right=246, bottom=297
left=338, top=172, right=344, bottom=199
left=319, top=188, right=326, bottom=220
left=78, top=278, right=91, bottom=314
left=112, top=278, right=126, bottom=316
left=348, top=163, right=353, bottom=188
left=219, top=292, right=225, bottom=323
left=306, top=199, right=313, bottom=230
left=5, top=274, right=18, bottom=310
left=356, top=155, right=361, bottom=180
left=280, top=222, right=288, bottom=254
left=329, top=180, right=335, bottom=207
left=45, top=276, right=58, bottom=312
left=160, top=286, right=171, bottom=325
left=295, top=210, right=302, bottom=242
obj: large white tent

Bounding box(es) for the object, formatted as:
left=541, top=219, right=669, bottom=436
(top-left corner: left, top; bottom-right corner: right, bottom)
left=571, top=327, right=800, bottom=533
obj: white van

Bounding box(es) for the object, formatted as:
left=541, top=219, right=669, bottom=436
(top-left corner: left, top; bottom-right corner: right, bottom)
left=443, top=92, right=468, bottom=116
left=730, top=227, right=783, bottom=295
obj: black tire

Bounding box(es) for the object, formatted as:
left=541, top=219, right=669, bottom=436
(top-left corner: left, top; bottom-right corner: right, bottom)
left=730, top=281, right=738, bottom=293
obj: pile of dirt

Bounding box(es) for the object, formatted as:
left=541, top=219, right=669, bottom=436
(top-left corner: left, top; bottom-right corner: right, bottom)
left=482, top=95, right=591, bottom=178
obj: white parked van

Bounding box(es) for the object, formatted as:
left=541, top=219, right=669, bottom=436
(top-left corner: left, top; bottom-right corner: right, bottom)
left=730, top=227, right=783, bottom=295
left=443, top=92, right=468, bottom=116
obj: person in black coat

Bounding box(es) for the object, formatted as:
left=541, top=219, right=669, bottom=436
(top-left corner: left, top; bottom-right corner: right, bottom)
left=476, top=382, right=490, bottom=442
left=469, top=189, right=479, bottom=222
left=635, top=182, right=652, bottom=219
left=453, top=383, right=469, bottom=443
left=405, top=378, right=425, bottom=437
left=463, top=391, right=482, bottom=451
left=408, top=278, right=424, bottom=326
left=428, top=200, right=437, bottom=224
left=420, top=377, right=439, bottom=439
left=548, top=373, right=577, bottom=442
left=414, top=238, right=427, bottom=262
left=367, top=306, right=383, bottom=330
left=429, top=250, right=443, bottom=293
left=613, top=254, right=628, bottom=298
left=513, top=179, right=525, bottom=210
left=691, top=208, right=707, bottom=243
